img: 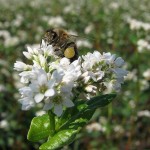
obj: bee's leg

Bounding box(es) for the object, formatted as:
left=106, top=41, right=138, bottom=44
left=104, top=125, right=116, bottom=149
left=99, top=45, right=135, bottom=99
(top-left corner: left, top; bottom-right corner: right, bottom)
left=65, top=42, right=78, bottom=62
left=60, top=41, right=68, bottom=49
left=40, top=40, right=42, bottom=48
left=53, top=47, right=63, bottom=57
left=50, top=37, right=59, bottom=46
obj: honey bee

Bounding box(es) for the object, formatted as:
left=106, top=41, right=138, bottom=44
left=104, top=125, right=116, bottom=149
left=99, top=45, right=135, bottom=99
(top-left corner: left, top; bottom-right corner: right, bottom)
left=43, top=28, right=78, bottom=62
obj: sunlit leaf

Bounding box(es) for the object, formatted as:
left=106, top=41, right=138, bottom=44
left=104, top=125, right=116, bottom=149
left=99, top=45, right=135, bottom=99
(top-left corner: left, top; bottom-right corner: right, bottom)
left=27, top=114, right=50, bottom=142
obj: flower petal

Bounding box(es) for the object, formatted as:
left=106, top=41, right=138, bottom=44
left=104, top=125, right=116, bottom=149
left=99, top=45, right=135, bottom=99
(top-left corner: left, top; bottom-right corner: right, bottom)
left=115, top=57, right=124, bottom=67
left=54, top=104, right=63, bottom=116
left=34, top=93, right=44, bottom=103
left=38, top=73, right=47, bottom=86
left=43, top=101, right=54, bottom=110
left=45, top=89, right=55, bottom=97
left=63, top=99, right=74, bottom=107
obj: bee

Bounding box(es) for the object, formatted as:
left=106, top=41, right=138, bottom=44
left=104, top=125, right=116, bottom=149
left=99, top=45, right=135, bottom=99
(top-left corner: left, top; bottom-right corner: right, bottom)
left=43, top=28, right=78, bottom=62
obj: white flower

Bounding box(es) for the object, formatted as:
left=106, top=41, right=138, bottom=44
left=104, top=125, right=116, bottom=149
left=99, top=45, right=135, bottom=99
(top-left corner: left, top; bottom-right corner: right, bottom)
left=84, top=23, right=94, bottom=34
left=14, top=61, right=31, bottom=71
left=0, top=120, right=8, bottom=129
left=82, top=51, right=105, bottom=82
left=137, top=39, right=150, bottom=52
left=19, top=70, right=34, bottom=83
left=23, top=46, right=39, bottom=59
left=86, top=122, right=105, bottom=132
left=43, top=84, right=74, bottom=116
left=143, top=69, right=150, bottom=80
left=51, top=70, right=64, bottom=84
left=30, top=69, right=55, bottom=103
left=19, top=97, right=35, bottom=110
left=127, top=18, right=150, bottom=31
left=44, top=98, right=74, bottom=117
left=38, top=54, right=46, bottom=67
left=82, top=51, right=101, bottom=69
left=62, top=59, right=81, bottom=83
left=14, top=39, right=128, bottom=116
left=48, top=16, right=66, bottom=27
left=125, top=69, right=137, bottom=81
left=137, top=110, right=150, bottom=118
left=76, top=39, right=92, bottom=48
left=40, top=40, right=55, bottom=57
left=19, top=86, right=35, bottom=110
left=43, top=73, right=75, bottom=116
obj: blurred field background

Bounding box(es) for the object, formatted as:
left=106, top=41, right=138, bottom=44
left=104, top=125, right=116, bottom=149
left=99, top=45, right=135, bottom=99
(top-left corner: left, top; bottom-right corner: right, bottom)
left=0, top=0, right=150, bottom=149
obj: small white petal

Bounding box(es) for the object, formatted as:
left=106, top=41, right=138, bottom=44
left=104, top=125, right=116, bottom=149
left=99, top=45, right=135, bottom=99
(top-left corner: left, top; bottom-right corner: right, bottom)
left=45, top=89, right=55, bottom=97
left=51, top=70, right=64, bottom=83
left=34, top=93, right=44, bottom=103
left=63, top=99, right=74, bottom=107
left=54, top=104, right=63, bottom=116
left=27, top=46, right=33, bottom=54
left=43, top=101, right=54, bottom=110
left=14, top=61, right=27, bottom=71
left=39, top=54, right=46, bottom=67
left=47, top=79, right=55, bottom=88
left=112, top=68, right=128, bottom=77
left=115, top=57, right=124, bottom=67
left=23, top=52, right=32, bottom=59
left=38, top=74, right=47, bottom=86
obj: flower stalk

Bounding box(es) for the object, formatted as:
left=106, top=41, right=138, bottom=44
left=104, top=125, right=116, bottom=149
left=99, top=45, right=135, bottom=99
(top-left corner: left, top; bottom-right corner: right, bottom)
left=48, top=110, right=55, bottom=137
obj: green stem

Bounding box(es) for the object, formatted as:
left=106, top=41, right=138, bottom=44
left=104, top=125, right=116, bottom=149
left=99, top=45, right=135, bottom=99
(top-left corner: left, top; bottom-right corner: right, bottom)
left=48, top=110, right=55, bottom=137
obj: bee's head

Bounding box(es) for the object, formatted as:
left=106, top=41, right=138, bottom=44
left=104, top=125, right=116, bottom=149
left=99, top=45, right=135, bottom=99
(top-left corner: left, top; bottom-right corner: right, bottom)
left=53, top=28, right=69, bottom=40
left=44, top=29, right=57, bottom=41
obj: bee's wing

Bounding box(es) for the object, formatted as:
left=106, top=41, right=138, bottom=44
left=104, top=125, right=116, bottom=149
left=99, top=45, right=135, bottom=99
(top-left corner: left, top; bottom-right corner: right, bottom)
left=69, top=34, right=95, bottom=42
left=68, top=34, right=79, bottom=42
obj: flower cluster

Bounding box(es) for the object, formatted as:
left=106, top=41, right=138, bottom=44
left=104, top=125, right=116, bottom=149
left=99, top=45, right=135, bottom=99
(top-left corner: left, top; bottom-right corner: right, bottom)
left=14, top=41, right=128, bottom=116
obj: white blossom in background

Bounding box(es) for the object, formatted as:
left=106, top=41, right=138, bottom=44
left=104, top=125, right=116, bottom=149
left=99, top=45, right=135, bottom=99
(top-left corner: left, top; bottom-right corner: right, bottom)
left=84, top=23, right=94, bottom=34
left=129, top=100, right=136, bottom=109
left=125, top=69, right=137, bottom=82
left=12, top=14, right=23, bottom=27
left=0, top=30, right=19, bottom=47
left=143, top=69, right=150, bottom=80
left=0, top=120, right=8, bottom=129
left=114, top=125, right=124, bottom=134
left=137, top=39, right=150, bottom=52
left=137, top=110, right=150, bottom=118
left=86, top=122, right=106, bottom=132
left=0, top=84, right=6, bottom=92
left=14, top=40, right=128, bottom=116
left=127, top=18, right=150, bottom=31
left=63, top=4, right=75, bottom=14
left=140, top=79, right=149, bottom=91
left=76, top=39, right=92, bottom=48
left=48, top=16, right=66, bottom=27
left=109, top=2, right=120, bottom=9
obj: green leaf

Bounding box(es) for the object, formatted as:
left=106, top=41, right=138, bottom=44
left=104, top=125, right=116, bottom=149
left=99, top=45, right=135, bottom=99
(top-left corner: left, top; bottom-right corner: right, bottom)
left=57, top=94, right=116, bottom=130
left=55, top=101, right=88, bottom=130
left=39, top=94, right=116, bottom=150
left=39, top=129, right=77, bottom=150
left=87, top=93, right=116, bottom=110
left=27, top=114, right=50, bottom=142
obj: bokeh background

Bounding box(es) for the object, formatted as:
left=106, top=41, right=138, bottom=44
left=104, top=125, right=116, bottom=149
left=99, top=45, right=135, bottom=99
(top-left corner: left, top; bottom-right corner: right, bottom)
left=0, top=0, right=150, bottom=149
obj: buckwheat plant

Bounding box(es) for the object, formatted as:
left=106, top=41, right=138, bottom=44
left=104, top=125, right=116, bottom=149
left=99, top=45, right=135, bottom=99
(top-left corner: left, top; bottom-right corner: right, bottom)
left=14, top=40, right=128, bottom=149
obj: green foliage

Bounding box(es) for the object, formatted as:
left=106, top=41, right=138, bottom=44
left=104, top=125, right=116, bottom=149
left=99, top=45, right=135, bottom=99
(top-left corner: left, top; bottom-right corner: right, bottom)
left=27, top=94, right=116, bottom=149
left=27, top=114, right=50, bottom=142
left=1, top=0, right=150, bottom=149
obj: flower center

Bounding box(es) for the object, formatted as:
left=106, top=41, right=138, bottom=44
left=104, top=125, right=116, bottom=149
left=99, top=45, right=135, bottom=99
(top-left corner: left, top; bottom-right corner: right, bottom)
left=52, top=95, right=62, bottom=104
left=39, top=85, right=48, bottom=93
